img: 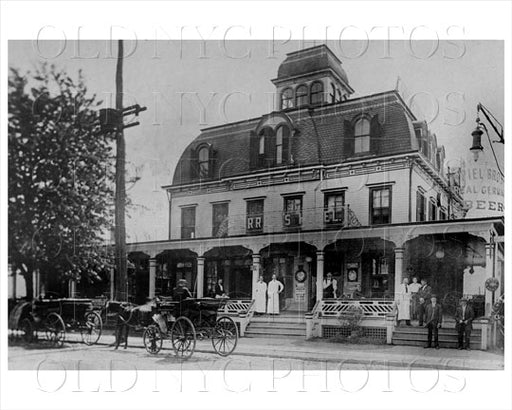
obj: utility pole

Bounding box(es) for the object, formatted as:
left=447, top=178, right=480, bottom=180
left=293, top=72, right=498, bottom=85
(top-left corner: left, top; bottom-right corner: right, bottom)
left=114, top=39, right=127, bottom=301
left=99, top=39, right=146, bottom=302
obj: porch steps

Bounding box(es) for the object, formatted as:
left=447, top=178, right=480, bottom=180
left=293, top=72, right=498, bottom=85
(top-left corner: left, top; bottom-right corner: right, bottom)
left=392, top=326, right=482, bottom=349
left=245, top=313, right=306, bottom=339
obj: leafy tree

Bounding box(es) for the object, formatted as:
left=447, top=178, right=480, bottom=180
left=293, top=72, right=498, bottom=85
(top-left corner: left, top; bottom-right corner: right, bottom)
left=8, top=64, right=114, bottom=299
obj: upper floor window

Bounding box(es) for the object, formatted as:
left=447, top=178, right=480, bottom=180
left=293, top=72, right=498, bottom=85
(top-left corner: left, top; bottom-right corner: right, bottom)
left=281, top=88, right=294, bottom=109
left=370, top=186, right=391, bottom=225
left=324, top=192, right=345, bottom=225
left=310, top=81, right=324, bottom=105
left=198, top=146, right=210, bottom=178
left=212, top=202, right=229, bottom=237
left=275, top=126, right=290, bottom=165
left=256, top=127, right=273, bottom=167
left=439, top=207, right=447, bottom=220
left=283, top=195, right=303, bottom=228
left=354, top=118, right=371, bottom=153
left=246, top=199, right=264, bottom=233
left=429, top=198, right=437, bottom=221
left=416, top=190, right=426, bottom=222
left=295, top=85, right=308, bottom=107
left=259, top=134, right=265, bottom=155
left=181, top=206, right=196, bottom=239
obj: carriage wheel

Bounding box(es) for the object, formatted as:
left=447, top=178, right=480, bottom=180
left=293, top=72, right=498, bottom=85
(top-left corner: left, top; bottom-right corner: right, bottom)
left=143, top=325, right=163, bottom=354
left=45, top=313, right=66, bottom=347
left=81, top=311, right=103, bottom=346
left=212, top=316, right=238, bottom=357
left=170, top=317, right=196, bottom=360
left=20, top=318, right=34, bottom=343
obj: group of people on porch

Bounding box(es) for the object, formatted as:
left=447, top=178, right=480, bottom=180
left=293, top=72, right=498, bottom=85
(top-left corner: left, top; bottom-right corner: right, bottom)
left=254, top=275, right=285, bottom=315
left=396, top=276, right=475, bottom=350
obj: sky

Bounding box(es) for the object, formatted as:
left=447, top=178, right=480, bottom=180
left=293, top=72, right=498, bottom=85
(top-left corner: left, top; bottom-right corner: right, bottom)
left=8, top=39, right=505, bottom=241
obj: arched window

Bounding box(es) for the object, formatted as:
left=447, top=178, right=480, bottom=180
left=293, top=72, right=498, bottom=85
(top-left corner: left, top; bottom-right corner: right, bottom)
left=281, top=88, right=294, bottom=109
left=259, top=134, right=265, bottom=155
left=295, top=85, right=308, bottom=107
left=354, top=118, right=370, bottom=153
left=198, top=146, right=210, bottom=178
left=275, top=126, right=290, bottom=165
left=310, top=81, right=324, bottom=105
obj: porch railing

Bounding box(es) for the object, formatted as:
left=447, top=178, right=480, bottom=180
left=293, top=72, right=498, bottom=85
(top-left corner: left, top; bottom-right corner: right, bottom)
left=319, top=299, right=395, bottom=318
left=220, top=299, right=253, bottom=315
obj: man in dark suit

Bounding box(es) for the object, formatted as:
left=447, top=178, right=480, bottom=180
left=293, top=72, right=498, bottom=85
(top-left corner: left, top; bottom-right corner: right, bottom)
left=455, top=298, right=474, bottom=350
left=424, top=295, right=442, bottom=349
left=417, top=279, right=432, bottom=326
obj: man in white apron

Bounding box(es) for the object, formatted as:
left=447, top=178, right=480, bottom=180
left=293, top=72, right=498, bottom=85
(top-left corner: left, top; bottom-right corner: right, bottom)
left=267, top=274, right=284, bottom=315
left=397, top=277, right=411, bottom=326
left=254, top=276, right=267, bottom=315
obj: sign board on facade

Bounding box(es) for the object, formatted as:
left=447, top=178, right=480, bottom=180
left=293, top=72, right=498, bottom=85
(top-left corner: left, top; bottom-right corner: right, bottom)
left=460, top=152, right=504, bottom=218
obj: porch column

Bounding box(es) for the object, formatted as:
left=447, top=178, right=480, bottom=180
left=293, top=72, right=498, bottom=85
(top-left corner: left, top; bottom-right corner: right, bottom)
left=394, top=247, right=405, bottom=300
left=484, top=243, right=495, bottom=315
left=148, top=257, right=157, bottom=299
left=252, top=254, right=261, bottom=300
left=196, top=257, right=205, bottom=298
left=316, top=250, right=324, bottom=302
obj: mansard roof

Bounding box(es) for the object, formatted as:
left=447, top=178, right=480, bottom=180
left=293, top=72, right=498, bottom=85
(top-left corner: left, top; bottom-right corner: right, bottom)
left=171, top=90, right=422, bottom=186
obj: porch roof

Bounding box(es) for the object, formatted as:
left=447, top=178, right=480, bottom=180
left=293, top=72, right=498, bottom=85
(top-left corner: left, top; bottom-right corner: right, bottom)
left=126, top=217, right=503, bottom=257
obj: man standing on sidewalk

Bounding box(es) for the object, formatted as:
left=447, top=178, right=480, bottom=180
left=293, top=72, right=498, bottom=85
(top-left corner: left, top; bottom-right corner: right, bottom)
left=424, top=295, right=442, bottom=349
left=455, top=297, right=474, bottom=350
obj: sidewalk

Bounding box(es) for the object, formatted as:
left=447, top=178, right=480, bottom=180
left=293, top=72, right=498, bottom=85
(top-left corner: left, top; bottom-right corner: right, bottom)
left=58, top=330, right=504, bottom=371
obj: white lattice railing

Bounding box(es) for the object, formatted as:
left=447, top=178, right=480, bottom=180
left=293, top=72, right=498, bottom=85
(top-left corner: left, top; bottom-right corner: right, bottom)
left=319, top=299, right=395, bottom=318
left=220, top=299, right=253, bottom=315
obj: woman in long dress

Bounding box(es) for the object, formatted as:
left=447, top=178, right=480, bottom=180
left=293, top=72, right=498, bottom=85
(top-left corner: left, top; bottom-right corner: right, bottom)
left=397, top=277, right=411, bottom=326
left=254, top=276, right=267, bottom=314
left=267, top=274, right=284, bottom=315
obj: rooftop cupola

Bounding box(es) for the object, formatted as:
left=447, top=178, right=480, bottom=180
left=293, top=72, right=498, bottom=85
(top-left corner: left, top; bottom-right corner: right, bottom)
left=272, top=45, right=354, bottom=110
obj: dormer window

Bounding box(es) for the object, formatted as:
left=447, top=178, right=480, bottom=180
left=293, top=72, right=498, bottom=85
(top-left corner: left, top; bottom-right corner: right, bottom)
left=259, top=134, right=265, bottom=155
left=198, top=146, right=210, bottom=178
left=310, top=81, right=324, bottom=105
left=281, top=88, right=294, bottom=109
left=275, top=126, right=290, bottom=165
left=354, top=118, right=371, bottom=153
left=191, top=143, right=214, bottom=180
left=295, top=84, right=308, bottom=107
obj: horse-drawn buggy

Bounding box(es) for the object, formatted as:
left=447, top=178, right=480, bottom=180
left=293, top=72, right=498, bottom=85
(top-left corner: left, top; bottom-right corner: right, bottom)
left=15, top=298, right=103, bottom=347
left=142, top=297, right=238, bottom=359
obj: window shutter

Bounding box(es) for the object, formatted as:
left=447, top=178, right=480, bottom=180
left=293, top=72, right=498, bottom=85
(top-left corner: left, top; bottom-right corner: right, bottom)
left=282, top=127, right=290, bottom=164
left=343, top=120, right=354, bottom=158
left=370, top=114, right=382, bottom=153
left=249, top=131, right=259, bottom=169
left=189, top=146, right=198, bottom=179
